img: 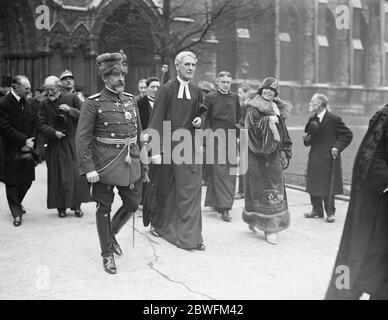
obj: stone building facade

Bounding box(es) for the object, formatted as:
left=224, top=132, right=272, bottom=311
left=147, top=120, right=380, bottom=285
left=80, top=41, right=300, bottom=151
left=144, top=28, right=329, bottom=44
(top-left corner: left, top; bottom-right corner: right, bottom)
left=0, top=0, right=387, bottom=114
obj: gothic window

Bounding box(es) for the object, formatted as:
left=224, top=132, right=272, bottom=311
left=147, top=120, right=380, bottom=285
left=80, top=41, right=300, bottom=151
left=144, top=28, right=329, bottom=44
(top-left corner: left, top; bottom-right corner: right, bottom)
left=317, top=5, right=336, bottom=83
left=352, top=7, right=367, bottom=85
left=279, top=4, right=302, bottom=81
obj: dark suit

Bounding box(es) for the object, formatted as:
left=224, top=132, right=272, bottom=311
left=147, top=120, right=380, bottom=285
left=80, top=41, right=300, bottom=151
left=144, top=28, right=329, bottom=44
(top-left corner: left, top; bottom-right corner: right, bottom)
left=137, top=95, right=154, bottom=205
left=137, top=95, right=153, bottom=131
left=304, top=110, right=353, bottom=215
left=0, top=92, right=38, bottom=218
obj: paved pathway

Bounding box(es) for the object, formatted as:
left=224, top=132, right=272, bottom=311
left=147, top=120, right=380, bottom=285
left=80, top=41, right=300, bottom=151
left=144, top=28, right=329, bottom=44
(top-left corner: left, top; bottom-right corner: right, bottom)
left=0, top=164, right=348, bottom=300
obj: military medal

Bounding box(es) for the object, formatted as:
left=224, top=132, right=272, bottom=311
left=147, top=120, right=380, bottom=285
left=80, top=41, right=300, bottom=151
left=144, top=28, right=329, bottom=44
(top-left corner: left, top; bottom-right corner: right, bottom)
left=125, top=110, right=132, bottom=120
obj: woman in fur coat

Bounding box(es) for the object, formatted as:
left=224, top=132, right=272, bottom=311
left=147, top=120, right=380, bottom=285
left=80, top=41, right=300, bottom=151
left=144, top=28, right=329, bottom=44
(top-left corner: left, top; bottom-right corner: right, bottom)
left=242, top=77, right=292, bottom=245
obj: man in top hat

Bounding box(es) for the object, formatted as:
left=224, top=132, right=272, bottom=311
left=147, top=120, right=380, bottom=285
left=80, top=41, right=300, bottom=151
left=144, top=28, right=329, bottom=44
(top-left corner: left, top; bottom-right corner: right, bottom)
left=60, top=70, right=75, bottom=94
left=76, top=50, right=148, bottom=274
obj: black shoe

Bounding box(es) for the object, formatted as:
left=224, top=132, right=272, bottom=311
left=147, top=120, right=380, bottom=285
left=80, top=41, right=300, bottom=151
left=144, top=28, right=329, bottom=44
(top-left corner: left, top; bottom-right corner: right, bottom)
left=102, top=254, right=117, bottom=274
left=74, top=209, right=84, bottom=218
left=234, top=192, right=244, bottom=199
left=150, top=226, right=161, bottom=237
left=221, top=211, right=232, bottom=222
left=111, top=236, right=122, bottom=256
left=13, top=216, right=22, bottom=227
left=326, top=215, right=335, bottom=223
left=58, top=209, right=67, bottom=218
left=304, top=211, right=323, bottom=218
left=21, top=205, right=26, bottom=215
left=194, top=243, right=206, bottom=251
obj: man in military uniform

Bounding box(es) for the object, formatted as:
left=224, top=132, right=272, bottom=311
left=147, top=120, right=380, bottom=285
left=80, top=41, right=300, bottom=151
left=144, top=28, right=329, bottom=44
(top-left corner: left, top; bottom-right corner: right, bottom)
left=59, top=70, right=75, bottom=94
left=76, top=50, right=147, bottom=274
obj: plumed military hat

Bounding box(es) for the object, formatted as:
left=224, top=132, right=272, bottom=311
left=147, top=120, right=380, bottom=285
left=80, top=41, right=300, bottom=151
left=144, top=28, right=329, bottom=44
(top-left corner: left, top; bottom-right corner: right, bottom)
left=96, top=50, right=128, bottom=76
left=258, top=77, right=279, bottom=97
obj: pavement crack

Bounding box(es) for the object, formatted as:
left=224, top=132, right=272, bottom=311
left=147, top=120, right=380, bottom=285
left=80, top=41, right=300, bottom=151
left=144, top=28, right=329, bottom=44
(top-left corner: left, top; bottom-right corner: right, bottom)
left=138, top=229, right=216, bottom=300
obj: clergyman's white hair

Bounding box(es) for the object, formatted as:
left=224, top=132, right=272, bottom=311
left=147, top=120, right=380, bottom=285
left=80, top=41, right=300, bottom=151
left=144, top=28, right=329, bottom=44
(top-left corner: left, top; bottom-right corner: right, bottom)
left=175, top=51, right=197, bottom=66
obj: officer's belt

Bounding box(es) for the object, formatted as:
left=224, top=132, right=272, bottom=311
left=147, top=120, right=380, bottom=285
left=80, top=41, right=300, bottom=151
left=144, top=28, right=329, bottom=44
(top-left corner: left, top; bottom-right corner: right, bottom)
left=95, top=136, right=137, bottom=145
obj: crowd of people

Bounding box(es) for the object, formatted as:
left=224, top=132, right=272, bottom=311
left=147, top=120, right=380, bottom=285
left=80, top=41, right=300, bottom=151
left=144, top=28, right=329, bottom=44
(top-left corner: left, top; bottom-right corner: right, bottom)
left=1, top=49, right=387, bottom=299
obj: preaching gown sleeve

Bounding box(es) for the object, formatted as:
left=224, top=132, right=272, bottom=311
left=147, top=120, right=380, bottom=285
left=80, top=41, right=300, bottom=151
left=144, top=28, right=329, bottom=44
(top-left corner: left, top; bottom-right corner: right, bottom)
left=147, top=83, right=171, bottom=155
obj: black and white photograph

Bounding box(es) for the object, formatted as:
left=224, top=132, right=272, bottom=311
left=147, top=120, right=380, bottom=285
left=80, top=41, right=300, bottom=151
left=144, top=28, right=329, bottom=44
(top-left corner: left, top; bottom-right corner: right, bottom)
left=1, top=0, right=388, bottom=304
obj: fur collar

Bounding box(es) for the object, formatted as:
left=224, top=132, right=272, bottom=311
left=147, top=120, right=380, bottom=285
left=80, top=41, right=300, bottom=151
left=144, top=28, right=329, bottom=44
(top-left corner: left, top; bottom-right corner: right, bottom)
left=353, top=105, right=388, bottom=188
left=246, top=94, right=290, bottom=119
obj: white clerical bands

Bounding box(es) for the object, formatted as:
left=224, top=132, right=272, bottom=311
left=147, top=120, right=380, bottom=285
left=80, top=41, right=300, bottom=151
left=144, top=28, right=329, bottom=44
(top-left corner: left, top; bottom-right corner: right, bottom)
left=177, top=78, right=191, bottom=100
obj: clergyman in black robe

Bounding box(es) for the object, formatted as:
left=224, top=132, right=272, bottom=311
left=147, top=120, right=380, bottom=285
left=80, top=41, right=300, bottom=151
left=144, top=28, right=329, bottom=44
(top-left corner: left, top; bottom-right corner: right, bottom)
left=203, top=71, right=241, bottom=222
left=37, top=76, right=91, bottom=217
left=325, top=105, right=388, bottom=300
left=146, top=51, right=207, bottom=250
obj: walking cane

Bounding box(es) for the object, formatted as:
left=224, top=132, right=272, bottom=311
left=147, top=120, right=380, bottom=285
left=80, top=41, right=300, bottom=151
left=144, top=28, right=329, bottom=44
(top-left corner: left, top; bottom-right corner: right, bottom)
left=133, top=210, right=135, bottom=249
left=327, top=157, right=336, bottom=212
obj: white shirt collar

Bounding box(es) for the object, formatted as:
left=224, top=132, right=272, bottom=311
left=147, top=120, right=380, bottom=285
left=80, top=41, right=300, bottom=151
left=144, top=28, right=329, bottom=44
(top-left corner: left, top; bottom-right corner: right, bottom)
left=147, top=95, right=154, bottom=108
left=11, top=89, right=22, bottom=102
left=177, top=76, right=190, bottom=85
left=317, top=109, right=326, bottom=122
left=177, top=76, right=191, bottom=100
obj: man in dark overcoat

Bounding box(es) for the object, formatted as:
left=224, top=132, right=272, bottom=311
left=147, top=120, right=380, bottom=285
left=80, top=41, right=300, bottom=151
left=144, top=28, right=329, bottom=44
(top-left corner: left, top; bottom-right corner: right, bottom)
left=326, top=105, right=388, bottom=299
left=137, top=76, right=160, bottom=210
left=76, top=50, right=147, bottom=274
left=303, top=93, right=353, bottom=223
left=0, top=75, right=38, bottom=226
left=37, top=76, right=91, bottom=218
left=137, top=76, right=160, bottom=131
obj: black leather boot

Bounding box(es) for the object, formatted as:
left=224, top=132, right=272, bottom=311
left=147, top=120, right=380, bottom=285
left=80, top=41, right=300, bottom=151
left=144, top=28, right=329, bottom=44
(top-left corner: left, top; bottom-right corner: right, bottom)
left=111, top=206, right=133, bottom=235
left=96, top=207, right=112, bottom=258
left=110, top=235, right=122, bottom=256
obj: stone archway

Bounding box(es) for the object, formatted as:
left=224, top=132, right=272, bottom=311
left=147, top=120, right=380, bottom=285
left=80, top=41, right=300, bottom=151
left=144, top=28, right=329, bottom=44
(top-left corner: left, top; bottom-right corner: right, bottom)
left=279, top=3, right=303, bottom=82
left=0, top=0, right=38, bottom=87
left=95, top=0, right=158, bottom=92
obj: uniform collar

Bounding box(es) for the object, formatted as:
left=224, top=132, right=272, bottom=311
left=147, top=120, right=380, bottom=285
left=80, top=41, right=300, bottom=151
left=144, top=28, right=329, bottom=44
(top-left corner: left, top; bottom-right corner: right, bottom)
left=102, top=86, right=122, bottom=101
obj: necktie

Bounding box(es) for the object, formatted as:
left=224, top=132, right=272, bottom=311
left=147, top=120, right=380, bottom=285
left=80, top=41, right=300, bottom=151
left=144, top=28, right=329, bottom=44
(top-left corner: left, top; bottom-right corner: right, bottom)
left=19, top=98, right=25, bottom=111
left=148, top=97, right=154, bottom=108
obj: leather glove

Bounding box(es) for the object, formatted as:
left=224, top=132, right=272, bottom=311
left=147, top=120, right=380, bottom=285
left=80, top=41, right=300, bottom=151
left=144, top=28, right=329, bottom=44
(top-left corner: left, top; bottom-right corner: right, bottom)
left=280, top=151, right=290, bottom=170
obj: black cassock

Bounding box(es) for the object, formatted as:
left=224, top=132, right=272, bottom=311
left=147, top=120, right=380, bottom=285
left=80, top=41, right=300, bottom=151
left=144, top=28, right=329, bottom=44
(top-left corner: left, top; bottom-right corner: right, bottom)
left=326, top=105, right=388, bottom=299
left=203, top=91, right=241, bottom=211
left=37, top=93, right=91, bottom=209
